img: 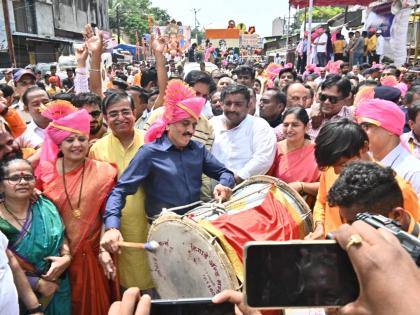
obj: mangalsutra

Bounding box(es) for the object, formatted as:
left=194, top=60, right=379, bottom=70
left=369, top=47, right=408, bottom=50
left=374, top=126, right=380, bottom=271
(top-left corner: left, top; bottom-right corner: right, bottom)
left=62, top=160, right=85, bottom=219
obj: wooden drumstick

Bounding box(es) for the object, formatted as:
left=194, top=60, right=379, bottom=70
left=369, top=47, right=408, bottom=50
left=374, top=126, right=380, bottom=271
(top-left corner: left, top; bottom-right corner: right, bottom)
left=117, top=240, right=160, bottom=252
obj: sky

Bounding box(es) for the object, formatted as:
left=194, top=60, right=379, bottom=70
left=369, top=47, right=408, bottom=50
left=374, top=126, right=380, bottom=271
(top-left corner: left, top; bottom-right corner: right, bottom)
left=151, top=0, right=291, bottom=38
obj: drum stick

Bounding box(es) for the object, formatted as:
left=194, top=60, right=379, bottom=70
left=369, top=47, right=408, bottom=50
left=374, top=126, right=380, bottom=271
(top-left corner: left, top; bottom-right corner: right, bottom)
left=117, top=240, right=160, bottom=252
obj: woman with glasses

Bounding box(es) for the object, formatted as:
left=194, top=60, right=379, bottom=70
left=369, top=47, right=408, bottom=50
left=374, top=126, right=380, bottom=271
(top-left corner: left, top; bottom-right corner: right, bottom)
left=36, top=101, right=117, bottom=315
left=0, top=158, right=71, bottom=314
left=268, top=107, right=320, bottom=207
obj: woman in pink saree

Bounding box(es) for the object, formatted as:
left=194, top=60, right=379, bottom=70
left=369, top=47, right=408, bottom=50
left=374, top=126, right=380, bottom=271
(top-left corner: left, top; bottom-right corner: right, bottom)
left=268, top=107, right=320, bottom=207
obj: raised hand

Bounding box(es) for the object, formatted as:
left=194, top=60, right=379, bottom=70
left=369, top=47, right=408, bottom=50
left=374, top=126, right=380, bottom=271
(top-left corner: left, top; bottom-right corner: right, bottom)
left=83, top=24, right=105, bottom=56
left=151, top=35, right=167, bottom=55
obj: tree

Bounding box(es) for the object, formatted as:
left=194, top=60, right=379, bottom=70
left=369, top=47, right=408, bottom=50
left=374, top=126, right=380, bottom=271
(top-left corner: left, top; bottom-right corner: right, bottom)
left=108, top=0, right=171, bottom=43
left=291, top=6, right=345, bottom=32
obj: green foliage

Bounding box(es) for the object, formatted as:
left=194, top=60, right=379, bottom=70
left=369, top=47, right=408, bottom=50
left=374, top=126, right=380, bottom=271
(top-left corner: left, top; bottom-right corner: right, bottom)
left=108, top=0, right=171, bottom=43
left=191, top=28, right=205, bottom=45
left=291, top=6, right=345, bottom=31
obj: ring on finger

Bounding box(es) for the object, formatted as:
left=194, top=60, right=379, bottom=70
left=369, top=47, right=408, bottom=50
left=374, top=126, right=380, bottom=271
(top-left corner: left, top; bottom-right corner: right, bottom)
left=345, top=233, right=363, bottom=251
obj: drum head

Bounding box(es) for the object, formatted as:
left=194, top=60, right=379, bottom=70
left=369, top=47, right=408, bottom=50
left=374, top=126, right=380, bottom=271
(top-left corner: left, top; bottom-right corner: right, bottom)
left=147, top=214, right=239, bottom=298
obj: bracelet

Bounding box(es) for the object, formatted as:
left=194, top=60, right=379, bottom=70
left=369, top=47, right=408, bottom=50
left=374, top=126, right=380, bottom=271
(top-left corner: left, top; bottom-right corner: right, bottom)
left=27, top=304, right=43, bottom=314
left=89, top=68, right=100, bottom=72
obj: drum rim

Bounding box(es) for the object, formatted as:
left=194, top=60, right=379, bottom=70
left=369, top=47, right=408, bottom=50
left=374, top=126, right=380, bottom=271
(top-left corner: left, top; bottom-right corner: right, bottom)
left=147, top=214, right=240, bottom=297
left=233, top=175, right=313, bottom=234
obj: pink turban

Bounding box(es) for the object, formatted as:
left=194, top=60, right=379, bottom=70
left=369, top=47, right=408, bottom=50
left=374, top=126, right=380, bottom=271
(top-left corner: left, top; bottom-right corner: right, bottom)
left=36, top=104, right=91, bottom=180
left=145, top=80, right=206, bottom=143
left=394, top=82, right=408, bottom=97
left=356, top=99, right=405, bottom=136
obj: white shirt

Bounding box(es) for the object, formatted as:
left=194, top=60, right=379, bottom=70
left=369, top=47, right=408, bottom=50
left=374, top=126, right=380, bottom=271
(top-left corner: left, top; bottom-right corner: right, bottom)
left=316, top=33, right=328, bottom=53
left=381, top=143, right=420, bottom=197
left=201, top=101, right=214, bottom=120
left=210, top=114, right=276, bottom=180
left=17, top=120, right=45, bottom=149
left=314, top=76, right=326, bottom=85
left=0, top=231, right=19, bottom=315
left=376, top=35, right=385, bottom=55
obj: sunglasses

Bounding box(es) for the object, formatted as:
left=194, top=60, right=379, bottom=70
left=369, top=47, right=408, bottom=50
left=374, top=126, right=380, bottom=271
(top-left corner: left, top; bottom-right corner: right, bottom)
left=89, top=110, right=102, bottom=118
left=319, top=93, right=343, bottom=104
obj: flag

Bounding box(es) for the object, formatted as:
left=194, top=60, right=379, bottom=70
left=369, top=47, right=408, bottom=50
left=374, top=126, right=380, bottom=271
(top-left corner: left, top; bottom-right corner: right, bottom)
left=135, top=31, right=140, bottom=59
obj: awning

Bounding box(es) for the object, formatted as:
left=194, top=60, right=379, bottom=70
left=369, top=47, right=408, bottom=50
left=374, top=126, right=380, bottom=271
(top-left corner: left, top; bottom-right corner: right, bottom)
left=290, top=0, right=375, bottom=7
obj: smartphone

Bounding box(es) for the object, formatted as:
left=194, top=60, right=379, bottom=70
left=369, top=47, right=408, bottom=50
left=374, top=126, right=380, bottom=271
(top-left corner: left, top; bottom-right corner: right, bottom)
left=244, top=241, right=359, bottom=309
left=151, top=298, right=234, bottom=315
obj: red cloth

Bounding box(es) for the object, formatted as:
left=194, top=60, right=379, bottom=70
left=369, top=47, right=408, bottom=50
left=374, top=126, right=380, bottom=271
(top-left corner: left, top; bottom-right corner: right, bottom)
left=211, top=191, right=301, bottom=262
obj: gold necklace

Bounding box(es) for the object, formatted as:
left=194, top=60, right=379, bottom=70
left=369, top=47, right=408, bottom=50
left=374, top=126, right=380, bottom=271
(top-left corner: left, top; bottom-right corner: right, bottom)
left=62, top=159, right=85, bottom=219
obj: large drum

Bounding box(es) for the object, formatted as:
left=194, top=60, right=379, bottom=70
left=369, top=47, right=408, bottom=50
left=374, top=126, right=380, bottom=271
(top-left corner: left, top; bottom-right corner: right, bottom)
left=147, top=175, right=313, bottom=298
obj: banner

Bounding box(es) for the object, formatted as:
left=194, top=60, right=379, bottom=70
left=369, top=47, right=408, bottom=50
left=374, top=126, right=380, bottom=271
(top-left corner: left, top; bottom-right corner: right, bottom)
left=240, top=34, right=259, bottom=47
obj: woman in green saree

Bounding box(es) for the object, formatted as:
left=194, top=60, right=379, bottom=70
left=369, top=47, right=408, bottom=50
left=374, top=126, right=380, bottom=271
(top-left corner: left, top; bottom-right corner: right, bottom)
left=0, top=158, right=71, bottom=314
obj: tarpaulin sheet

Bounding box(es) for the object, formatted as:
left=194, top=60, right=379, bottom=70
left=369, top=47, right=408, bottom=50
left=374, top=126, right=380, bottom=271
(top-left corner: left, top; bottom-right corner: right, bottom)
left=290, top=0, right=375, bottom=7
left=210, top=190, right=301, bottom=262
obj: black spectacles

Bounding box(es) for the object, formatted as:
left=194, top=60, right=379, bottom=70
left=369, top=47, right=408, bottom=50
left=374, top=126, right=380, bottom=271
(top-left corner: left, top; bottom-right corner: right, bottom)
left=89, top=110, right=102, bottom=118
left=4, top=174, right=35, bottom=184
left=319, top=93, right=343, bottom=104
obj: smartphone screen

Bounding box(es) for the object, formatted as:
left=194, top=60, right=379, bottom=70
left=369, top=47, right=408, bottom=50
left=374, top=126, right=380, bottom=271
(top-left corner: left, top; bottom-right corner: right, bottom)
left=245, top=241, right=359, bottom=308
left=151, top=298, right=234, bottom=315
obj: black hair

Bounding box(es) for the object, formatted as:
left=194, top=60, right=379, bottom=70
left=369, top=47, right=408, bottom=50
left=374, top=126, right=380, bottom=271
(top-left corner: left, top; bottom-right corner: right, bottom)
left=283, top=107, right=309, bottom=125
left=404, top=85, right=420, bottom=105
left=184, top=70, right=217, bottom=93
left=327, top=161, right=403, bottom=216
left=0, top=84, right=14, bottom=98
left=279, top=68, right=297, bottom=80
left=315, top=118, right=368, bottom=169
left=127, top=85, right=149, bottom=104
left=22, top=86, right=45, bottom=107
left=233, top=65, right=255, bottom=79
left=408, top=101, right=420, bottom=122
left=220, top=84, right=250, bottom=103
left=340, top=62, right=350, bottom=70
left=101, top=90, right=135, bottom=114
left=269, top=89, right=287, bottom=106
left=140, top=68, right=157, bottom=88
left=72, top=92, right=102, bottom=109
left=52, top=93, right=74, bottom=104
left=303, top=84, right=314, bottom=99
left=0, top=158, right=33, bottom=181
left=321, top=75, right=352, bottom=98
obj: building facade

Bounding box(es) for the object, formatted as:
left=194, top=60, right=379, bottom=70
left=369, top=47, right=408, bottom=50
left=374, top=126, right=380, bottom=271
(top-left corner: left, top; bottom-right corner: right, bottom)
left=1, top=0, right=109, bottom=67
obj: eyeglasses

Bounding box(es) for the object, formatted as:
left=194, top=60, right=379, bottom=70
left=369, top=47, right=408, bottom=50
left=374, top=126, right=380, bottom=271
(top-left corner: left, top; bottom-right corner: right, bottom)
left=107, top=109, right=133, bottom=119
left=4, top=174, right=35, bottom=185
left=18, top=80, right=35, bottom=87
left=89, top=110, right=102, bottom=118
left=319, top=93, right=343, bottom=104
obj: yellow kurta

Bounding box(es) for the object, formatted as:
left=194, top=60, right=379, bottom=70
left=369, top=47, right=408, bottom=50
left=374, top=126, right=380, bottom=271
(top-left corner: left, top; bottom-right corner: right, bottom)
left=89, top=129, right=153, bottom=289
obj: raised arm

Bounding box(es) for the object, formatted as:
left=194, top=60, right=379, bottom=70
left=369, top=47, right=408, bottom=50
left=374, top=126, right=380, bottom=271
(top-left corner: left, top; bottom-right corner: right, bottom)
left=151, top=36, right=168, bottom=109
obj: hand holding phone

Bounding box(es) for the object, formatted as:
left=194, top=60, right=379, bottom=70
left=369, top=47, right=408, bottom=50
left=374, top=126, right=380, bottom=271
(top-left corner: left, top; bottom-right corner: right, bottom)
left=244, top=240, right=359, bottom=309
left=332, top=221, right=420, bottom=315
left=150, top=298, right=234, bottom=315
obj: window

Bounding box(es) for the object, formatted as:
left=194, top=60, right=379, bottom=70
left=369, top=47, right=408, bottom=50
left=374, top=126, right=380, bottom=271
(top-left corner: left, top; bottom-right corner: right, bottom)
left=13, top=0, right=37, bottom=34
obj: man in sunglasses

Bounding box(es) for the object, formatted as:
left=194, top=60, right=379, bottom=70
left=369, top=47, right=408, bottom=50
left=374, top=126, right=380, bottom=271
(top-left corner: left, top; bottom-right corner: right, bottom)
left=73, top=92, right=107, bottom=143
left=308, top=75, right=353, bottom=139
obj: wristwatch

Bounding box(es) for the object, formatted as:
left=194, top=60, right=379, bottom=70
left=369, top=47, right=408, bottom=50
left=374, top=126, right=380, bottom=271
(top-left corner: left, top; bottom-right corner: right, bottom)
left=27, top=304, right=43, bottom=314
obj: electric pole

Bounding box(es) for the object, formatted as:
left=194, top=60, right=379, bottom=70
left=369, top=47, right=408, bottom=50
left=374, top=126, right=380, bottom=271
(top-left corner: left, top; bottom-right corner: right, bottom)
left=2, top=0, right=16, bottom=66
left=116, top=3, right=121, bottom=44
left=192, top=8, right=200, bottom=44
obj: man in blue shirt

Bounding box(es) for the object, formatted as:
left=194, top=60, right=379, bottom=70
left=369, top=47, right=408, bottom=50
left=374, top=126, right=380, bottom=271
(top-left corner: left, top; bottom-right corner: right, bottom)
left=101, top=80, right=235, bottom=253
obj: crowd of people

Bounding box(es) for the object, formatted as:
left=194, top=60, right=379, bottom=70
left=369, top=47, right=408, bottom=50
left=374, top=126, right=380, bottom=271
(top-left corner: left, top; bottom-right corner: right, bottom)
left=1, top=22, right=420, bottom=315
